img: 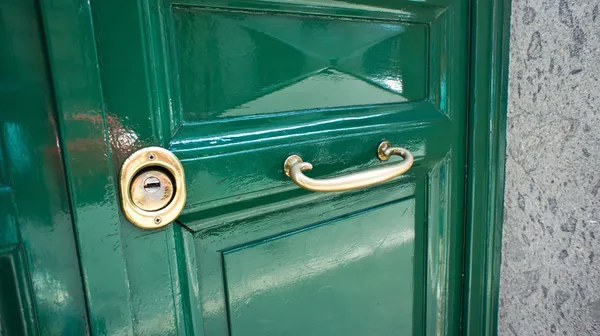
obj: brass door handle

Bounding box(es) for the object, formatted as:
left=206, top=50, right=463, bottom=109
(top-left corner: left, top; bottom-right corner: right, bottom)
left=284, top=141, right=414, bottom=192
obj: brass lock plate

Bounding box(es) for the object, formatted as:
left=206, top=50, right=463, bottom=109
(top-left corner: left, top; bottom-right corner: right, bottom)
left=120, top=147, right=186, bottom=229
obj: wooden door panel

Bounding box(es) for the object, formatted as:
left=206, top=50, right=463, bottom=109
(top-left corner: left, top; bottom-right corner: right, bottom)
left=173, top=153, right=456, bottom=335
left=172, top=7, right=428, bottom=119
left=184, top=180, right=424, bottom=335
left=222, top=199, right=416, bottom=335
left=81, top=0, right=469, bottom=334
left=174, top=164, right=453, bottom=335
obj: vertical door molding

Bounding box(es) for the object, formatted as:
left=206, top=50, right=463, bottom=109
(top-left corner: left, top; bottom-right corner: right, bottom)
left=37, top=0, right=136, bottom=334
left=463, top=0, right=511, bottom=335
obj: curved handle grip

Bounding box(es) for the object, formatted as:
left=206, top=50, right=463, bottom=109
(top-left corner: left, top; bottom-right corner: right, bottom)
left=284, top=141, right=414, bottom=192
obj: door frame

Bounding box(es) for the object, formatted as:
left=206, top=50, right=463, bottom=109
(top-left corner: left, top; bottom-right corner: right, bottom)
left=38, top=0, right=511, bottom=334
left=463, top=1, right=511, bottom=335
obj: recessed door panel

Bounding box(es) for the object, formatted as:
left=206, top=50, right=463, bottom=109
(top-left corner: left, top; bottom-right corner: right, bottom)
left=223, top=199, right=415, bottom=335
left=173, top=7, right=428, bottom=120
left=188, top=180, right=425, bottom=336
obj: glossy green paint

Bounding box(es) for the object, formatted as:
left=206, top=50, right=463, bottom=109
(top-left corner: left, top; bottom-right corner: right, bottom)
left=24, top=0, right=507, bottom=334
left=223, top=200, right=417, bottom=335
left=173, top=8, right=428, bottom=119
left=0, top=0, right=89, bottom=334
left=68, top=0, right=469, bottom=334
left=463, top=0, right=511, bottom=335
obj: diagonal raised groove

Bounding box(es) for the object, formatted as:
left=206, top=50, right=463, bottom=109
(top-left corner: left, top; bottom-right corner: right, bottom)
left=330, top=67, right=407, bottom=97
left=221, top=16, right=331, bottom=62
left=222, top=66, right=332, bottom=115
left=332, top=28, right=408, bottom=63
left=222, top=68, right=408, bottom=117
left=205, top=16, right=330, bottom=110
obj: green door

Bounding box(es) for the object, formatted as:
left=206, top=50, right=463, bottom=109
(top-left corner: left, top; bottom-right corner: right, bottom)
left=52, top=0, right=471, bottom=334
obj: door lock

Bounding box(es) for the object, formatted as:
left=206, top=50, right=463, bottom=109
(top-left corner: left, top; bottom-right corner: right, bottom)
left=120, top=147, right=186, bottom=229
left=130, top=169, right=174, bottom=212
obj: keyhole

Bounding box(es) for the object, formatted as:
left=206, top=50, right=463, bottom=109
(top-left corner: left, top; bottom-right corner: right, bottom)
left=143, top=176, right=161, bottom=193
left=130, top=169, right=175, bottom=212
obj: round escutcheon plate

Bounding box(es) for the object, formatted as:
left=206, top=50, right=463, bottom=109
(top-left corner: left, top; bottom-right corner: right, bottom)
left=119, top=147, right=186, bottom=229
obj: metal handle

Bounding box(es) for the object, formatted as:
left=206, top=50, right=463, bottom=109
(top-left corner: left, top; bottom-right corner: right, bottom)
left=283, top=141, right=414, bottom=192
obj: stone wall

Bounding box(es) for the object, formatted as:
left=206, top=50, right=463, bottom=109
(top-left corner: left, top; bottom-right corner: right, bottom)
left=499, top=0, right=600, bottom=335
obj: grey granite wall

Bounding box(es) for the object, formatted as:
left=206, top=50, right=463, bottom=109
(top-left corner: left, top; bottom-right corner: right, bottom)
left=499, top=0, right=600, bottom=335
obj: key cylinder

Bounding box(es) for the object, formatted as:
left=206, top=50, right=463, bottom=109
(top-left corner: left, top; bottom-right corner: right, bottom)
left=130, top=169, right=175, bottom=211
